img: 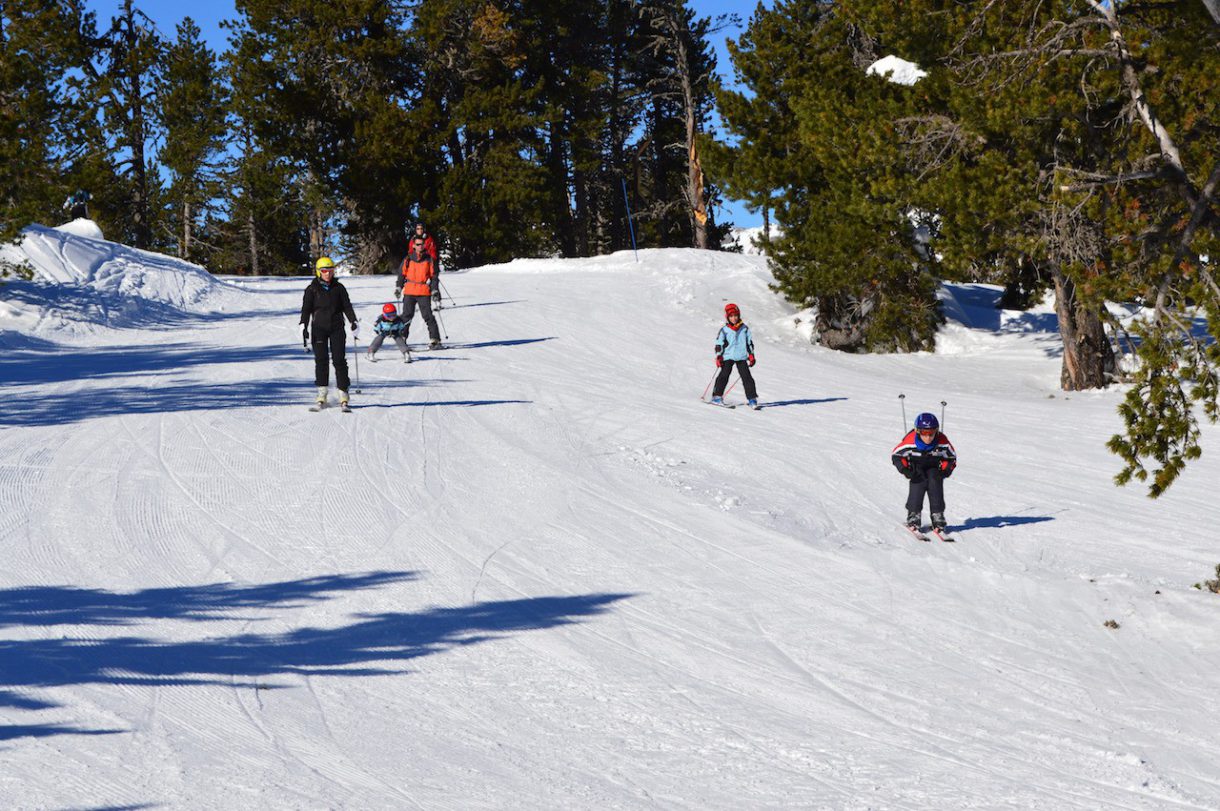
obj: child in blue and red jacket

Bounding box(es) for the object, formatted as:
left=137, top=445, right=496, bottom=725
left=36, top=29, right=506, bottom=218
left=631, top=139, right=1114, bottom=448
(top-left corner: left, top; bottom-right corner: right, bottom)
left=366, top=302, right=410, bottom=362
left=711, top=302, right=758, bottom=407
left=891, top=412, right=957, bottom=530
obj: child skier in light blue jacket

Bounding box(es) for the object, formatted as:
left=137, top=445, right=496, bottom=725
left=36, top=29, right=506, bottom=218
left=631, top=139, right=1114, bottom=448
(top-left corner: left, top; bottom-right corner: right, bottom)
left=711, top=302, right=759, bottom=408
left=366, top=303, right=411, bottom=362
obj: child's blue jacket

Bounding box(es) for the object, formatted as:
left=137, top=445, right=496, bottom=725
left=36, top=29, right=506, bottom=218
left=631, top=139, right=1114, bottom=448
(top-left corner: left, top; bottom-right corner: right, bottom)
left=375, top=314, right=405, bottom=335
left=716, top=323, right=754, bottom=362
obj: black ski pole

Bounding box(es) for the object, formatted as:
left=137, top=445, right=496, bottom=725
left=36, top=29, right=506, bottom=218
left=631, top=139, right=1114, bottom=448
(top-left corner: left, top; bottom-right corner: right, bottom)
left=352, top=332, right=362, bottom=394
left=899, top=393, right=908, bottom=432
left=440, top=279, right=456, bottom=306
left=435, top=306, right=449, bottom=340
left=940, top=400, right=947, bottom=429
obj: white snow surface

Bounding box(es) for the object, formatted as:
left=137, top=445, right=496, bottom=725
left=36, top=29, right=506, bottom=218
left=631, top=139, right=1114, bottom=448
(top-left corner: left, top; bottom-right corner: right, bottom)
left=2, top=244, right=1219, bottom=810
left=54, top=218, right=105, bottom=241
left=867, top=55, right=928, bottom=86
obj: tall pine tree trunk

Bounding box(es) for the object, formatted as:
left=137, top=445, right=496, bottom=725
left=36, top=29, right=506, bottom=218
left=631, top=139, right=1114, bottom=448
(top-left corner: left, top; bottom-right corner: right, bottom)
left=121, top=0, right=151, bottom=250
left=309, top=207, right=325, bottom=262
left=181, top=200, right=191, bottom=260
left=247, top=209, right=259, bottom=277
left=1052, top=268, right=1115, bottom=390
left=686, top=104, right=708, bottom=249
left=547, top=119, right=576, bottom=257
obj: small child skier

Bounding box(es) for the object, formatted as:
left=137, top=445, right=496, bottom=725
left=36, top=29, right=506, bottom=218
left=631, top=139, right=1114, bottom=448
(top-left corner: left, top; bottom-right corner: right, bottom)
left=891, top=412, right=957, bottom=531
left=711, top=302, right=759, bottom=408
left=366, top=303, right=410, bottom=362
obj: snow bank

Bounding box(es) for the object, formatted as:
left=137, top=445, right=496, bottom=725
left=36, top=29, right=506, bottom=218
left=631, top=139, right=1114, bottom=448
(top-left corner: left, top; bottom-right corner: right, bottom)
left=867, top=54, right=928, bottom=85
left=0, top=222, right=241, bottom=338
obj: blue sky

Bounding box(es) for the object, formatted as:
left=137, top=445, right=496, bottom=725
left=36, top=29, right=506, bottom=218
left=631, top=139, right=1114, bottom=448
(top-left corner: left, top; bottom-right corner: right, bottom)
left=85, top=0, right=762, bottom=227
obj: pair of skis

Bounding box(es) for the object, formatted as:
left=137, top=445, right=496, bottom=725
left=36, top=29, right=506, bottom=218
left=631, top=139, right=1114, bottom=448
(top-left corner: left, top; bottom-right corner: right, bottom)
left=309, top=401, right=352, bottom=414
left=366, top=352, right=412, bottom=364
left=905, top=525, right=956, bottom=543
left=706, top=398, right=762, bottom=411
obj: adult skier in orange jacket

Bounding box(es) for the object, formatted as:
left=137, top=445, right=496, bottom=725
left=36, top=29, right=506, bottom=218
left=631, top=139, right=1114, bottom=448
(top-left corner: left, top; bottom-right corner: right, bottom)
left=397, top=236, right=442, bottom=349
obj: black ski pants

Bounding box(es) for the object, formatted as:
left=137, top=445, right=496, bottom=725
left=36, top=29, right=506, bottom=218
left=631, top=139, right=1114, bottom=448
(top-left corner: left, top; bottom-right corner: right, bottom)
left=713, top=360, right=757, bottom=400
left=905, top=471, right=947, bottom=514
left=312, top=327, right=350, bottom=391
left=401, top=294, right=441, bottom=342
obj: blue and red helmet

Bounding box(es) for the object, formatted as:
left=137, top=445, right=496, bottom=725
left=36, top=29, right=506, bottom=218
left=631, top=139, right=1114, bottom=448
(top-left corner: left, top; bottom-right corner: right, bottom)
left=914, top=412, right=939, bottom=431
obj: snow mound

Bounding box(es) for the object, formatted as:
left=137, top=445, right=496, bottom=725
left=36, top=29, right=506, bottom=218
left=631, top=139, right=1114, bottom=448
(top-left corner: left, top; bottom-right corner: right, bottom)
left=55, top=217, right=106, bottom=240
left=0, top=223, right=241, bottom=338
left=867, top=55, right=928, bottom=85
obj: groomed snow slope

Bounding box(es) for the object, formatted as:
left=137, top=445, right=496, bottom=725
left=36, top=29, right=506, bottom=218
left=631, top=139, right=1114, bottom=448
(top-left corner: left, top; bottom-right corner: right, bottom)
left=1, top=247, right=1218, bottom=810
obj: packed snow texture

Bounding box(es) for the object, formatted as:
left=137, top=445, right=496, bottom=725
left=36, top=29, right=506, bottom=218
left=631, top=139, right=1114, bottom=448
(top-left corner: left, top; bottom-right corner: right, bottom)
left=867, top=54, right=928, bottom=85
left=1, top=240, right=1219, bottom=809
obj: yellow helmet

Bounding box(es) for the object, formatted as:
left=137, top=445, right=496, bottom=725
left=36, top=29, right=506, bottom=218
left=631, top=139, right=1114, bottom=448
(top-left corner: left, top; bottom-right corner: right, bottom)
left=315, top=257, right=336, bottom=276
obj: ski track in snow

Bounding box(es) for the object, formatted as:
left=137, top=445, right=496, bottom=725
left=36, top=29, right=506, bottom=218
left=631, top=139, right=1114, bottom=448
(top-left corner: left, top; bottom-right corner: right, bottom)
left=2, top=249, right=1219, bottom=808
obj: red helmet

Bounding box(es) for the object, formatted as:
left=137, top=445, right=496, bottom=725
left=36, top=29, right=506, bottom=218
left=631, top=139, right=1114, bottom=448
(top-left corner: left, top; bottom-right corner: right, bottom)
left=725, top=302, right=740, bottom=318
left=382, top=302, right=397, bottom=315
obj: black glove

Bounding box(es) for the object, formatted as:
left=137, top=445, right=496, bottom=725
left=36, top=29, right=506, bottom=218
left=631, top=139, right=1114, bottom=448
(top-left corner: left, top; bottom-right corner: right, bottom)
left=394, top=284, right=402, bottom=298
left=302, top=325, right=309, bottom=349
left=938, top=460, right=955, bottom=478
left=350, top=320, right=359, bottom=335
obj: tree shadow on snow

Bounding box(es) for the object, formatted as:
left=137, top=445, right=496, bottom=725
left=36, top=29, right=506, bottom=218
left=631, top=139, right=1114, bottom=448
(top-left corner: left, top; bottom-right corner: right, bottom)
left=442, top=299, right=525, bottom=310
left=439, top=337, right=556, bottom=350
left=0, top=722, right=121, bottom=742
left=761, top=397, right=848, bottom=409
left=356, top=399, right=532, bottom=410
left=0, top=377, right=293, bottom=427
left=0, top=571, right=631, bottom=742
left=957, top=515, right=1055, bottom=531
left=0, top=572, right=418, bottom=630
left=0, top=341, right=307, bottom=387
left=0, top=374, right=467, bottom=427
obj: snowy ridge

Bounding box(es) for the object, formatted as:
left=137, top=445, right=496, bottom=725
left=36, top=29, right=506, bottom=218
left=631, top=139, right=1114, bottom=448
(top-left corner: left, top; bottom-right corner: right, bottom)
left=0, top=221, right=241, bottom=338
left=1, top=241, right=1219, bottom=809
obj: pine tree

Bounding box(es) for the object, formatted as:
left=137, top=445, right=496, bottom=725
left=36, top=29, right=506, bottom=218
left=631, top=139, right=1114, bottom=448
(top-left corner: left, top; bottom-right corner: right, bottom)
left=157, top=18, right=227, bottom=262
left=715, top=1, right=941, bottom=352
left=227, top=0, right=419, bottom=272
left=809, top=0, right=1219, bottom=493
left=0, top=1, right=92, bottom=242
left=76, top=0, right=164, bottom=250
left=409, top=0, right=551, bottom=267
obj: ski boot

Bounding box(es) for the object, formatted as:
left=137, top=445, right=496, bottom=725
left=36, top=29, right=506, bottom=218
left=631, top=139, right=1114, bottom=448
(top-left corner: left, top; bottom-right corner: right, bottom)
left=402, top=351, right=412, bottom=363
left=339, top=390, right=351, bottom=413
left=429, top=339, right=442, bottom=350
left=711, top=395, right=724, bottom=405
left=930, top=512, right=947, bottom=531
left=747, top=398, right=760, bottom=410
left=366, top=351, right=377, bottom=362
left=905, top=510, right=922, bottom=530
left=310, top=386, right=328, bottom=412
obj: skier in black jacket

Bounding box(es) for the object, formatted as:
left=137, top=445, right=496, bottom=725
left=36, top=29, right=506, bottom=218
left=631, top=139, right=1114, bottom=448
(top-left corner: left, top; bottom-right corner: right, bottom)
left=891, top=412, right=957, bottom=531
left=300, top=257, right=358, bottom=409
